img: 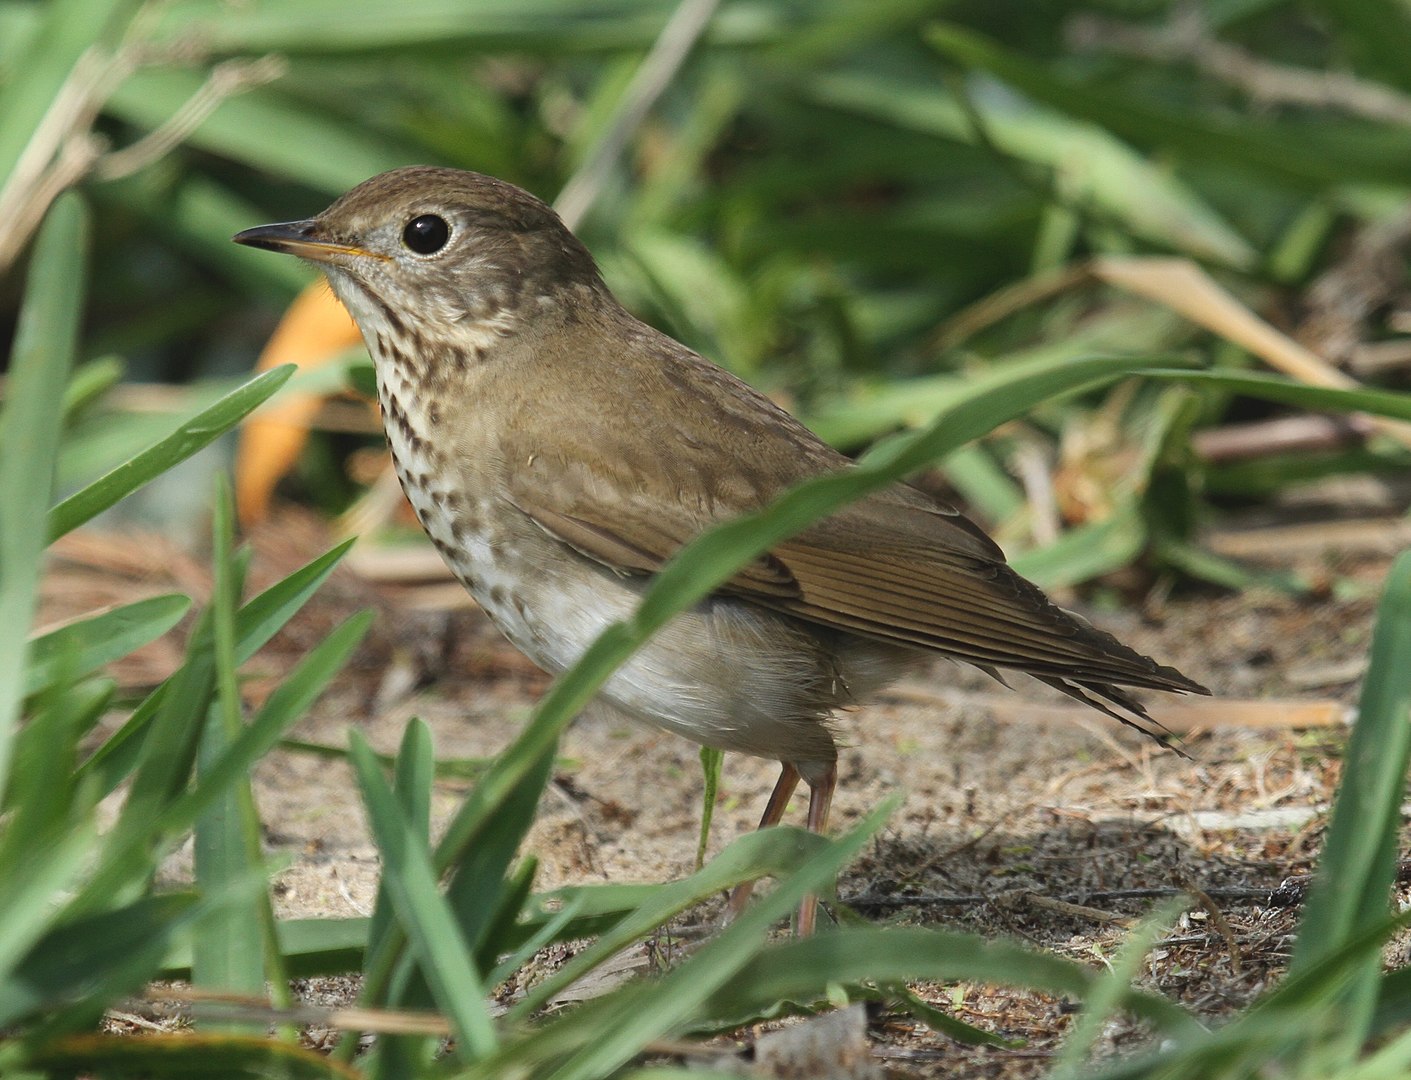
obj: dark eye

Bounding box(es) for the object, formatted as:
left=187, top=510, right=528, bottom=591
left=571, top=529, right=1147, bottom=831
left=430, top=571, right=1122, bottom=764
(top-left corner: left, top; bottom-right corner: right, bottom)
left=402, top=214, right=450, bottom=254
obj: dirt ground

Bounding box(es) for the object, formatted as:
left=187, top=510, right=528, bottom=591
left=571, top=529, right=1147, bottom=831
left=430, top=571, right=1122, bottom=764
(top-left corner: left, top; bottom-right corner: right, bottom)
left=46, top=504, right=1407, bottom=1078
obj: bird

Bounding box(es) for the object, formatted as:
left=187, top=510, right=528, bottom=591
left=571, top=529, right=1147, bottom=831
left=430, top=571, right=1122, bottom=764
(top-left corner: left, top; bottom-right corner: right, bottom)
left=234, top=166, right=1210, bottom=934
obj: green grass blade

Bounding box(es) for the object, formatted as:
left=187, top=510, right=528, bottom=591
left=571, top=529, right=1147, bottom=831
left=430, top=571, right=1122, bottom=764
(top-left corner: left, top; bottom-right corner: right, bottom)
left=227, top=539, right=357, bottom=664
left=24, top=1033, right=363, bottom=1080
left=0, top=678, right=102, bottom=874
left=102, top=604, right=216, bottom=873
left=367, top=718, right=436, bottom=968
left=60, top=355, right=125, bottom=423
left=1008, top=502, right=1148, bottom=590
left=939, top=443, right=1024, bottom=526
left=1287, top=551, right=1411, bottom=1053
left=45, top=365, right=295, bottom=541
left=466, top=799, right=897, bottom=1080
left=695, top=746, right=723, bottom=870
left=192, top=483, right=267, bottom=1023
left=0, top=0, right=137, bottom=185
left=1143, top=369, right=1411, bottom=420
left=73, top=605, right=370, bottom=915
left=75, top=539, right=355, bottom=796
left=173, top=610, right=373, bottom=842
left=24, top=594, right=189, bottom=699
left=362, top=718, right=438, bottom=1076
left=192, top=703, right=267, bottom=1020
left=148, top=0, right=683, bottom=53
left=695, top=926, right=1197, bottom=1039
left=0, top=823, right=96, bottom=997
left=106, top=73, right=411, bottom=195
left=510, top=826, right=830, bottom=1021
left=349, top=731, right=497, bottom=1061
left=922, top=21, right=1411, bottom=190
left=1051, top=897, right=1190, bottom=1078
left=1307, top=0, right=1411, bottom=93
left=0, top=893, right=197, bottom=1029
left=814, top=61, right=1254, bottom=268
left=445, top=742, right=553, bottom=959
left=1105, top=904, right=1411, bottom=1077
left=161, top=916, right=374, bottom=982
left=0, top=192, right=86, bottom=808
left=483, top=867, right=570, bottom=989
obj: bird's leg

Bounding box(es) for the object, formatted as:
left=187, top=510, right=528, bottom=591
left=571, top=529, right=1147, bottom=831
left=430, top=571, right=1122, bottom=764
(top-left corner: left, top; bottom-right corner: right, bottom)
left=726, top=762, right=801, bottom=920
left=796, top=763, right=837, bottom=937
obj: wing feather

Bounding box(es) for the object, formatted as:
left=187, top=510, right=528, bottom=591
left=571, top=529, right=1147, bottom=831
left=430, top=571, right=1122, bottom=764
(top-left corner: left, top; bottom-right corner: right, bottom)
left=497, top=324, right=1207, bottom=712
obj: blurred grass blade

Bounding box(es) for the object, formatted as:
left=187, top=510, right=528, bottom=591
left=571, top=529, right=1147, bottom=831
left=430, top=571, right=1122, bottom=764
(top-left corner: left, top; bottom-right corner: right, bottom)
left=511, top=826, right=831, bottom=1020
left=802, top=313, right=1184, bottom=448
left=102, top=605, right=218, bottom=881
left=0, top=192, right=86, bottom=808
left=362, top=718, right=437, bottom=1076
left=1051, top=897, right=1189, bottom=1078
left=1009, top=502, right=1147, bottom=590
left=445, top=742, right=553, bottom=959
left=1093, top=256, right=1411, bottom=453
left=1144, top=369, right=1411, bottom=421
left=924, top=21, right=1411, bottom=189
left=106, top=73, right=410, bottom=195
left=192, top=484, right=267, bottom=1023
left=61, top=355, right=125, bottom=423
left=466, top=798, right=898, bottom=1080
left=147, top=0, right=706, bottom=53
left=0, top=893, right=197, bottom=1029
left=695, top=926, right=1197, bottom=1038
left=696, top=746, right=723, bottom=870
left=1288, top=551, right=1411, bottom=1051
left=46, top=365, right=296, bottom=541
left=878, top=983, right=1012, bottom=1048
left=162, top=916, right=375, bottom=982
left=0, top=822, right=96, bottom=991
left=812, top=66, right=1254, bottom=268
left=1094, top=907, right=1411, bottom=1079
left=940, top=443, right=1024, bottom=526
left=173, top=610, right=373, bottom=843
left=2, top=678, right=108, bottom=826
left=1308, top=0, right=1411, bottom=94
left=72, top=603, right=369, bottom=914
left=27, top=1033, right=363, bottom=1080
left=368, top=718, right=436, bottom=967
left=25, top=594, right=190, bottom=698
left=0, top=0, right=137, bottom=194
left=349, top=731, right=497, bottom=1062
left=483, top=875, right=576, bottom=989
left=75, top=539, right=355, bottom=795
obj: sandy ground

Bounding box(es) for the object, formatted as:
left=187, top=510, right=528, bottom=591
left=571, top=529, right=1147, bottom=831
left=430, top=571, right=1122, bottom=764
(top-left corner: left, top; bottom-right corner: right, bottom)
left=47, top=507, right=1398, bottom=1078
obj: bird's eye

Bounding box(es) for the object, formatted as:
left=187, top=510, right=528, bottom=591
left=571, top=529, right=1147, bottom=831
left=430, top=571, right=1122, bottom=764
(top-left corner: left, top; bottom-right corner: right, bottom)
left=402, top=214, right=450, bottom=255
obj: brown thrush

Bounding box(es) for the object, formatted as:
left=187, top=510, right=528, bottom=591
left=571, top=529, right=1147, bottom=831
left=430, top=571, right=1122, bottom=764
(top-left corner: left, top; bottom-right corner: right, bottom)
left=235, top=167, right=1209, bottom=933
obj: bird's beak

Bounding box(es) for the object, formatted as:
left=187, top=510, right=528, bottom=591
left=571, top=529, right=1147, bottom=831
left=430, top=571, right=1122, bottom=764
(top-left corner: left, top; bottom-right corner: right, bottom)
left=232, top=220, right=379, bottom=262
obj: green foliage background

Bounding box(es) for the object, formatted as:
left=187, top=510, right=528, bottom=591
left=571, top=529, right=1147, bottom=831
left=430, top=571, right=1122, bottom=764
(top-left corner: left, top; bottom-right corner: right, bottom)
left=7, top=0, right=1411, bottom=579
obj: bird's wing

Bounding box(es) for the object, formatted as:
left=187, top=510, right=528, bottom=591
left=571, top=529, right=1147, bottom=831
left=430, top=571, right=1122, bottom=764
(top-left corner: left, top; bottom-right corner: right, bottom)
left=513, top=471, right=1197, bottom=687
left=501, top=326, right=1207, bottom=730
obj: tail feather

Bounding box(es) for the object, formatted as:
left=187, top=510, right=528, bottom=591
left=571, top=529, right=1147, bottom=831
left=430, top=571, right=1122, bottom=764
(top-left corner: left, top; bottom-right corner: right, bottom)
left=1033, top=673, right=1194, bottom=759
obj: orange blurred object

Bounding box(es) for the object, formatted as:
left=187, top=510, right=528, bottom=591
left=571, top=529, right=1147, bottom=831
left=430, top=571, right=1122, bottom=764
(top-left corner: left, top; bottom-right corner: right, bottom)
left=235, top=282, right=362, bottom=525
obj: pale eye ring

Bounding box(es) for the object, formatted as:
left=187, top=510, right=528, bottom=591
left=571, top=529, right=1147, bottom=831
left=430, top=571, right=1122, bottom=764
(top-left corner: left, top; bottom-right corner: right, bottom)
left=402, top=214, right=450, bottom=255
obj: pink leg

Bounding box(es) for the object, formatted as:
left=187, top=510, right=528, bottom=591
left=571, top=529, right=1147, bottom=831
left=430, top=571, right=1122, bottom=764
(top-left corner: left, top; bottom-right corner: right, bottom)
left=797, top=763, right=837, bottom=937
left=726, top=763, right=801, bottom=918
